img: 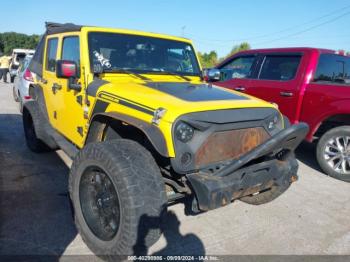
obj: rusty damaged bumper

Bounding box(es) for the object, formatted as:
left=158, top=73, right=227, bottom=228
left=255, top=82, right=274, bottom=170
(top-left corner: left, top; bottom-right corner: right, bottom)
left=187, top=123, right=309, bottom=211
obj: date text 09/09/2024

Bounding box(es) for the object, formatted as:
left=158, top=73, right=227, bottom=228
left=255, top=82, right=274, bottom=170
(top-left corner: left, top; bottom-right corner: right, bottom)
left=127, top=255, right=220, bottom=261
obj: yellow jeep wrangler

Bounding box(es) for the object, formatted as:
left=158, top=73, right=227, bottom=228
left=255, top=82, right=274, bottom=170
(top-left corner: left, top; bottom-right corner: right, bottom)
left=24, top=22, right=308, bottom=256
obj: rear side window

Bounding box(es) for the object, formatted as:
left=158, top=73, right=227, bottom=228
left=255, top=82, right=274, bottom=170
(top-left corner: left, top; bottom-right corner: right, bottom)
left=259, top=55, right=301, bottom=81
left=20, top=58, right=30, bottom=73
left=62, top=36, right=80, bottom=66
left=46, top=38, right=58, bottom=72
left=314, top=54, right=350, bottom=84
left=220, top=56, right=256, bottom=80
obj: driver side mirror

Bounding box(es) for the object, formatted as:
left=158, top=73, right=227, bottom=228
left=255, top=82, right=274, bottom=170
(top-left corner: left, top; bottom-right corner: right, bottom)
left=56, top=60, right=78, bottom=78
left=56, top=60, right=81, bottom=91
left=207, top=68, right=221, bottom=82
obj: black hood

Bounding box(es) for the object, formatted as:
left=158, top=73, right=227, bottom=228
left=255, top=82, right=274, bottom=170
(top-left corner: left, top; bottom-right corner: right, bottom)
left=144, top=82, right=249, bottom=102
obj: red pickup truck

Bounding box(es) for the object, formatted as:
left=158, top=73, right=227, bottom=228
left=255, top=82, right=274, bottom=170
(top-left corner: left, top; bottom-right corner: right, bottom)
left=208, top=47, right=350, bottom=182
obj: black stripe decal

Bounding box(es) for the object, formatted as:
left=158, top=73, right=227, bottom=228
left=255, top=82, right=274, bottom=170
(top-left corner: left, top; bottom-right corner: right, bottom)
left=87, top=79, right=109, bottom=97
left=118, top=100, right=154, bottom=115
left=97, top=92, right=155, bottom=116
left=91, top=99, right=109, bottom=117
left=100, top=92, right=155, bottom=111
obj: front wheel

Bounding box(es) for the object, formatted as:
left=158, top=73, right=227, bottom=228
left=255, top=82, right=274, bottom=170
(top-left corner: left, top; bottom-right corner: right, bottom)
left=317, top=126, right=350, bottom=182
left=69, top=139, right=167, bottom=257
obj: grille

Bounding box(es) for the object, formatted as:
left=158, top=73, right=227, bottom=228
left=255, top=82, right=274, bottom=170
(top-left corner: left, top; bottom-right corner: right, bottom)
left=195, top=127, right=270, bottom=167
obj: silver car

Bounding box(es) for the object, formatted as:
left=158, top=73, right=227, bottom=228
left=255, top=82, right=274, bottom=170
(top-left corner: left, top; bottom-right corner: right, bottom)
left=13, top=55, right=34, bottom=112
left=9, top=49, right=35, bottom=83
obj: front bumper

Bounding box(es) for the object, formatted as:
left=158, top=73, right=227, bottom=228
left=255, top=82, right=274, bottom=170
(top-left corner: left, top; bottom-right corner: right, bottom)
left=187, top=123, right=309, bottom=211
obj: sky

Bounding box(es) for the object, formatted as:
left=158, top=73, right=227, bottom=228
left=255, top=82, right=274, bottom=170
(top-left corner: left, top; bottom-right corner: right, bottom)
left=1, top=0, right=350, bottom=57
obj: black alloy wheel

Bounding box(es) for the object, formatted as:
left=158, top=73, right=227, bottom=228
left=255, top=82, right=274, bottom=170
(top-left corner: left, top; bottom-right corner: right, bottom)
left=79, top=166, right=121, bottom=241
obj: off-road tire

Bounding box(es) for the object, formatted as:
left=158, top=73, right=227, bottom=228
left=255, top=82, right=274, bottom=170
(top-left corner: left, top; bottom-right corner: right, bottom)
left=69, top=139, right=167, bottom=258
left=13, top=86, right=19, bottom=102
left=23, top=107, right=52, bottom=153
left=239, top=183, right=290, bottom=205
left=317, top=126, right=350, bottom=182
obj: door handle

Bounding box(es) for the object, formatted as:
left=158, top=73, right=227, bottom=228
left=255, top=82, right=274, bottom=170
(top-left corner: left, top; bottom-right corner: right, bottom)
left=234, top=86, right=246, bottom=92
left=41, top=78, right=48, bottom=84
left=280, top=91, right=293, bottom=97
left=52, top=83, right=62, bottom=94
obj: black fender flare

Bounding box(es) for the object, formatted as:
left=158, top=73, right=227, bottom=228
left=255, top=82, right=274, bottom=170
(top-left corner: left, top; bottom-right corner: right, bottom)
left=86, top=112, right=169, bottom=157
left=22, top=101, right=58, bottom=149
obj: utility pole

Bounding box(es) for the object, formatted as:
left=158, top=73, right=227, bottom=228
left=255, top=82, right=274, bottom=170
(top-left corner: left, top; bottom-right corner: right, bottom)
left=181, top=26, right=186, bottom=37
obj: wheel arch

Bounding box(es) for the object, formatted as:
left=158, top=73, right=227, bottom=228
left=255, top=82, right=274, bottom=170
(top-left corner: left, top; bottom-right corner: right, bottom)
left=28, top=83, right=36, bottom=97
left=86, top=112, right=169, bottom=157
left=22, top=100, right=58, bottom=150
left=312, top=114, right=350, bottom=141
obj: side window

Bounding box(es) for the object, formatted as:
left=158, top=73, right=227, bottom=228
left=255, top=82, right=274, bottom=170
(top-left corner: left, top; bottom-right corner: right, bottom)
left=259, top=55, right=301, bottom=81
left=46, top=38, right=58, bottom=72
left=314, top=54, right=350, bottom=84
left=20, top=59, right=29, bottom=73
left=61, top=36, right=80, bottom=66
left=220, top=56, right=256, bottom=80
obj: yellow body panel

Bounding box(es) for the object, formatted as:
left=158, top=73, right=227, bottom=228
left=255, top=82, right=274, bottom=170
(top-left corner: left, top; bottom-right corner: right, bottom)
left=42, top=32, right=87, bottom=147
left=41, top=26, right=278, bottom=156
left=89, top=74, right=277, bottom=157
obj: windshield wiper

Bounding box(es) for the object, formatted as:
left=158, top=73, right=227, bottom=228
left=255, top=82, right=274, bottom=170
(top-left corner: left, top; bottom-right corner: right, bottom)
left=154, top=71, right=192, bottom=81
left=103, top=68, right=150, bottom=81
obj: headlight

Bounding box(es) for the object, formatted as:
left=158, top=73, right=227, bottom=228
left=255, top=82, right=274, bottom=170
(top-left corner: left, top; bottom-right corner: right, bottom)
left=175, top=122, right=194, bottom=143
left=265, top=112, right=283, bottom=134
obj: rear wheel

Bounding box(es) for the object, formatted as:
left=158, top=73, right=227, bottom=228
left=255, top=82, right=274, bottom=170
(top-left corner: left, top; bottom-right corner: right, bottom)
left=240, top=183, right=290, bottom=205
left=69, top=139, right=167, bottom=257
left=317, top=126, right=350, bottom=182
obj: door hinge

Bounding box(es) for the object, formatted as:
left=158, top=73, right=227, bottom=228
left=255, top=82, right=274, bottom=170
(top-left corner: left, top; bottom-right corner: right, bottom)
left=76, top=95, right=83, bottom=105
left=77, top=126, right=84, bottom=137
left=53, top=111, right=57, bottom=119
left=52, top=83, right=62, bottom=94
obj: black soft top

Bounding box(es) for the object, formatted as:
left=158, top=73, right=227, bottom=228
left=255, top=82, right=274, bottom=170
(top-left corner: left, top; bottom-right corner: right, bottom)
left=46, top=22, right=83, bottom=35
left=28, top=22, right=83, bottom=77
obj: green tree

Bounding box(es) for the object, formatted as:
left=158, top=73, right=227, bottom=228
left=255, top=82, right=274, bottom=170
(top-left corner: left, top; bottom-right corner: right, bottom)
left=0, top=32, right=40, bottom=55
left=215, top=42, right=252, bottom=64
left=0, top=37, right=3, bottom=55
left=227, top=42, right=251, bottom=57
left=197, top=51, right=218, bottom=68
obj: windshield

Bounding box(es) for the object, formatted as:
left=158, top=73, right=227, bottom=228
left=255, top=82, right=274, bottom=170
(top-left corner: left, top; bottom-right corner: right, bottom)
left=88, top=32, right=201, bottom=76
